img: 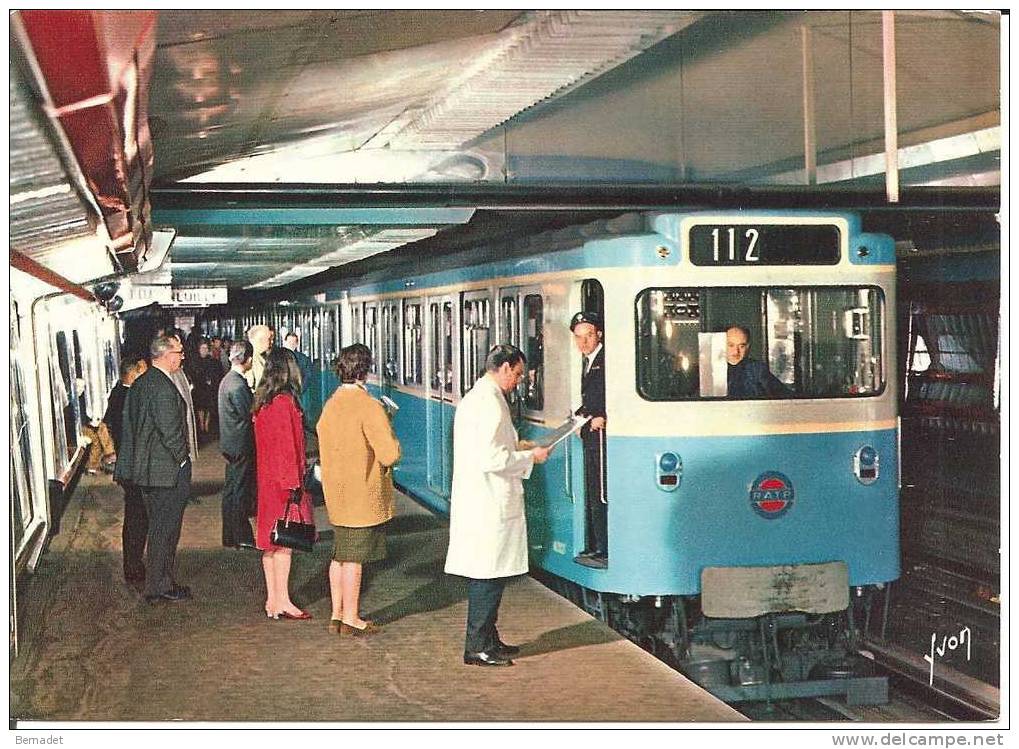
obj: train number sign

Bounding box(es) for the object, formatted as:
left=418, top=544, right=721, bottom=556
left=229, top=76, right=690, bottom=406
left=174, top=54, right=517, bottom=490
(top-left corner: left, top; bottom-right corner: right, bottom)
left=688, top=224, right=840, bottom=266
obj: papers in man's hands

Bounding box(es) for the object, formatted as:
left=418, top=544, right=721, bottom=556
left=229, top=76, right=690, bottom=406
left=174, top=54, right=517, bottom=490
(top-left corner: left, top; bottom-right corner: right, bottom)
left=534, top=414, right=591, bottom=449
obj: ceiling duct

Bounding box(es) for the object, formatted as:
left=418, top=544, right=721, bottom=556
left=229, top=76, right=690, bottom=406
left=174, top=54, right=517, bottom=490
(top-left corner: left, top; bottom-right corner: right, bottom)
left=376, top=10, right=700, bottom=151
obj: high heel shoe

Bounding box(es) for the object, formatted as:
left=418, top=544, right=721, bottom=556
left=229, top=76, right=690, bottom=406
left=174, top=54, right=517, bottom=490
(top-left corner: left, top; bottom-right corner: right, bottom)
left=328, top=619, right=343, bottom=634
left=339, top=620, right=381, bottom=637
left=266, top=610, right=279, bottom=620
left=278, top=609, right=312, bottom=621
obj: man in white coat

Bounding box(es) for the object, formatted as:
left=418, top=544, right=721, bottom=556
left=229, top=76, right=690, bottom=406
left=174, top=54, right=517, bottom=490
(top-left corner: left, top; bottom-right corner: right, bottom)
left=445, top=344, right=550, bottom=667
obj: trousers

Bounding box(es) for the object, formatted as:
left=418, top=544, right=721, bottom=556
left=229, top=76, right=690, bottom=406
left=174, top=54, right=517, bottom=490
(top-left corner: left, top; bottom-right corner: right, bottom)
left=221, top=452, right=255, bottom=546
left=465, top=577, right=508, bottom=655
left=582, top=430, right=607, bottom=556
left=83, top=422, right=116, bottom=471
left=141, top=460, right=192, bottom=597
left=121, top=482, right=148, bottom=580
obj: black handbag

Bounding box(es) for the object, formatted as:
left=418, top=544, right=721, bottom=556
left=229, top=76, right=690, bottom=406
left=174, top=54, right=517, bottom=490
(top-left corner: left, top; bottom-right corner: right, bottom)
left=271, top=488, right=316, bottom=552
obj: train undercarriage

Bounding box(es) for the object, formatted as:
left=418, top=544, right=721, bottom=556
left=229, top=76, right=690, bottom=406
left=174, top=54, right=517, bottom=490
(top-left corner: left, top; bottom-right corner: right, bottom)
left=536, top=572, right=890, bottom=705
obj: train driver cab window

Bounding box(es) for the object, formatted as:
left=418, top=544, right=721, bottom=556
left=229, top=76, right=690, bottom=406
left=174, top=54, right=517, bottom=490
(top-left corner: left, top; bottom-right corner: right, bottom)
left=636, top=286, right=885, bottom=400
left=461, top=294, right=491, bottom=395
left=403, top=300, right=423, bottom=386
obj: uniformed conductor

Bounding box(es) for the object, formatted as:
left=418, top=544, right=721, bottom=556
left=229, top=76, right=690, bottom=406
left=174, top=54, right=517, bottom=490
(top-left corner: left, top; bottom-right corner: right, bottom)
left=570, top=311, right=608, bottom=568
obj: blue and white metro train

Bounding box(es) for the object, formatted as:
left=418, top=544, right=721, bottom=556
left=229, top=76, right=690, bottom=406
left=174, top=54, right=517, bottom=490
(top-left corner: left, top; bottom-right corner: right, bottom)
left=225, top=210, right=899, bottom=702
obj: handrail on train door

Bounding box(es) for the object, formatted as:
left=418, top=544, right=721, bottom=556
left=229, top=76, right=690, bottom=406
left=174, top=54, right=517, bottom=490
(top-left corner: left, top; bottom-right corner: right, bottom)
left=563, top=410, right=574, bottom=502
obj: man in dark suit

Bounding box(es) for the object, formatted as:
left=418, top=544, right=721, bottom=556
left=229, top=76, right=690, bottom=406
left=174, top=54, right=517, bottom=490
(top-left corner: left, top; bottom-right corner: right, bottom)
left=218, top=340, right=257, bottom=549
left=104, top=354, right=149, bottom=586
left=725, top=325, right=790, bottom=398
left=114, top=335, right=194, bottom=603
left=570, top=311, right=608, bottom=569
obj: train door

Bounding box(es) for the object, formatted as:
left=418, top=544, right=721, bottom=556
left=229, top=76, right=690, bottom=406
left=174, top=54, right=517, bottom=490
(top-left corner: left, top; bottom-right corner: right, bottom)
left=571, top=278, right=608, bottom=566
left=426, top=295, right=457, bottom=497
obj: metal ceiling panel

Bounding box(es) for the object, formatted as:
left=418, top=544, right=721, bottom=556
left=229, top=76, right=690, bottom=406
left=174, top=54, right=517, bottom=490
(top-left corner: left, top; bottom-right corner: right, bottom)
left=150, top=11, right=525, bottom=180
left=302, top=10, right=523, bottom=64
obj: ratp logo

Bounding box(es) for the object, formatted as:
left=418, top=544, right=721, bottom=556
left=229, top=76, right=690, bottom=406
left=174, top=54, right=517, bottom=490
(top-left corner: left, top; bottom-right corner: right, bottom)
left=749, top=472, right=795, bottom=519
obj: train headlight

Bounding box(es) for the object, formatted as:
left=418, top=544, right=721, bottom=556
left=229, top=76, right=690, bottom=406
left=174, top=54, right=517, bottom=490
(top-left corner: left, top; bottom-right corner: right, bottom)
left=656, top=452, right=682, bottom=492
left=853, top=445, right=879, bottom=485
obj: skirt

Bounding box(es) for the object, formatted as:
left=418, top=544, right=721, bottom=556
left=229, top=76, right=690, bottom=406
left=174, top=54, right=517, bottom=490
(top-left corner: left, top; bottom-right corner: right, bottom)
left=332, top=524, right=386, bottom=564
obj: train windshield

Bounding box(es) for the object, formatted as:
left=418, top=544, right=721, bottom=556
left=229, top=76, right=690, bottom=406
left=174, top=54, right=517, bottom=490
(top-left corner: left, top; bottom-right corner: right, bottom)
left=636, top=286, right=885, bottom=400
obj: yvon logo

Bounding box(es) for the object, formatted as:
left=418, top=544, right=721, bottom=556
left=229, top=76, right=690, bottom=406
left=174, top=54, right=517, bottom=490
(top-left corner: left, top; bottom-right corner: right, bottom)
left=749, top=472, right=795, bottom=519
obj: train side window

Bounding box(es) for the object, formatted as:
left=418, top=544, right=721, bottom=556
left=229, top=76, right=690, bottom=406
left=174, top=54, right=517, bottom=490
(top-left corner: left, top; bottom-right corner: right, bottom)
left=499, top=293, right=519, bottom=347
left=11, top=301, right=35, bottom=550
left=350, top=303, right=363, bottom=347
left=461, top=294, right=491, bottom=395
left=382, top=302, right=400, bottom=382
left=429, top=301, right=454, bottom=393
left=522, top=294, right=544, bottom=412
left=54, top=330, right=77, bottom=461
left=403, top=300, right=423, bottom=386
left=364, top=303, right=379, bottom=375
left=322, top=306, right=337, bottom=364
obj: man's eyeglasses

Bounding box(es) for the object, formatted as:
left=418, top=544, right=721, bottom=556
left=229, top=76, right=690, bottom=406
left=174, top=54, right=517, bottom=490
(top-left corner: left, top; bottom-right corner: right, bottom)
left=168, top=349, right=185, bottom=357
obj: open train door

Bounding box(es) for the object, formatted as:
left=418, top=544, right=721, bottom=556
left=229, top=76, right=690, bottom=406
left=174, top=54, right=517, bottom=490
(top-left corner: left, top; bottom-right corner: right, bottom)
left=570, top=278, right=608, bottom=568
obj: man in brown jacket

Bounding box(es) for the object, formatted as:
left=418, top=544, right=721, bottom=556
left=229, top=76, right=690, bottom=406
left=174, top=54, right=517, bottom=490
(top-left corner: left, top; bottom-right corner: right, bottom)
left=317, top=344, right=401, bottom=636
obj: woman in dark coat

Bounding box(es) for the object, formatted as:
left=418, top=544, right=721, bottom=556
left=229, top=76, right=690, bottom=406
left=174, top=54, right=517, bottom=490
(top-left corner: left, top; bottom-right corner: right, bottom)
left=188, top=338, right=223, bottom=439
left=253, top=348, right=314, bottom=620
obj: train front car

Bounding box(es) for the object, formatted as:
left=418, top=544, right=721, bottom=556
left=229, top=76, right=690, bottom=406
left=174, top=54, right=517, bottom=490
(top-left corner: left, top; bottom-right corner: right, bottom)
left=550, top=211, right=897, bottom=704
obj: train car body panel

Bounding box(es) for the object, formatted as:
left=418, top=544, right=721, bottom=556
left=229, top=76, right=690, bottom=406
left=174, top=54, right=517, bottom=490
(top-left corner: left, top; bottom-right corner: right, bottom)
left=337, top=210, right=900, bottom=611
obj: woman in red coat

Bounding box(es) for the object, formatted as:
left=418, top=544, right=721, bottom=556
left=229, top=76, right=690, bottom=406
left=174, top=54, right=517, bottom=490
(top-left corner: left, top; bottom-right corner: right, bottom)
left=253, top=348, right=314, bottom=620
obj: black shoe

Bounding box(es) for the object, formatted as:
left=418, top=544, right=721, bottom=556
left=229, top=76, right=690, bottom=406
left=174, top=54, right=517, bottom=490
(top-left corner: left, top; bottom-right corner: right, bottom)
left=464, top=650, right=514, bottom=667
left=145, top=584, right=193, bottom=604
left=575, top=554, right=608, bottom=569
left=495, top=640, right=521, bottom=657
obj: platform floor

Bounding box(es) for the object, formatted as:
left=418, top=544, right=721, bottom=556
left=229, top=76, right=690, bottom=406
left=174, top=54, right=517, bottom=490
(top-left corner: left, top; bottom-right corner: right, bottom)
left=11, top=442, right=743, bottom=724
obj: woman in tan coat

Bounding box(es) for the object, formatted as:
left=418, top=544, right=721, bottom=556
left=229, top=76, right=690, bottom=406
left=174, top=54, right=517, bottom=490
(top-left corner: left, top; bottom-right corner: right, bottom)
left=317, top=344, right=401, bottom=636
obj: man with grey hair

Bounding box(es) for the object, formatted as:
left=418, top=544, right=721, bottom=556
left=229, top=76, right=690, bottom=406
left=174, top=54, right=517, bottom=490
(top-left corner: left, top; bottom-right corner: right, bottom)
left=114, top=334, right=194, bottom=603
left=244, top=324, right=274, bottom=391
left=218, top=340, right=257, bottom=549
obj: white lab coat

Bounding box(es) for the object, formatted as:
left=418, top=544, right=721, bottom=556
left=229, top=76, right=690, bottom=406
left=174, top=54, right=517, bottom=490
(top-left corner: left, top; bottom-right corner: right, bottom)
left=444, top=374, right=535, bottom=579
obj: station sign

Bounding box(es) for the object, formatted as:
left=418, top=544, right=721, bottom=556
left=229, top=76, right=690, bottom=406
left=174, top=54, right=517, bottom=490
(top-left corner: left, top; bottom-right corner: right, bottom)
left=124, top=284, right=173, bottom=308
left=168, top=287, right=229, bottom=306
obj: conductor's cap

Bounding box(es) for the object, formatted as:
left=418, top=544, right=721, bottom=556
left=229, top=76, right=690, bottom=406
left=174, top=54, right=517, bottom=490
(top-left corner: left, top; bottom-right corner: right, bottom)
left=569, top=311, right=602, bottom=331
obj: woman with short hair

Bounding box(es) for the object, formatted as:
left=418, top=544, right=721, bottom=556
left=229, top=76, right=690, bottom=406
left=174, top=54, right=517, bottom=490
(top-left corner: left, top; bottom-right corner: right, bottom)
left=317, top=344, right=401, bottom=636
left=253, top=348, right=314, bottom=620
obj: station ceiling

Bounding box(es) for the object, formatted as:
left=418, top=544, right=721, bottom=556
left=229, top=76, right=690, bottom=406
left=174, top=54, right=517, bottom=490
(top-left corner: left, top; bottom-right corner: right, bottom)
left=12, top=10, right=1001, bottom=295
